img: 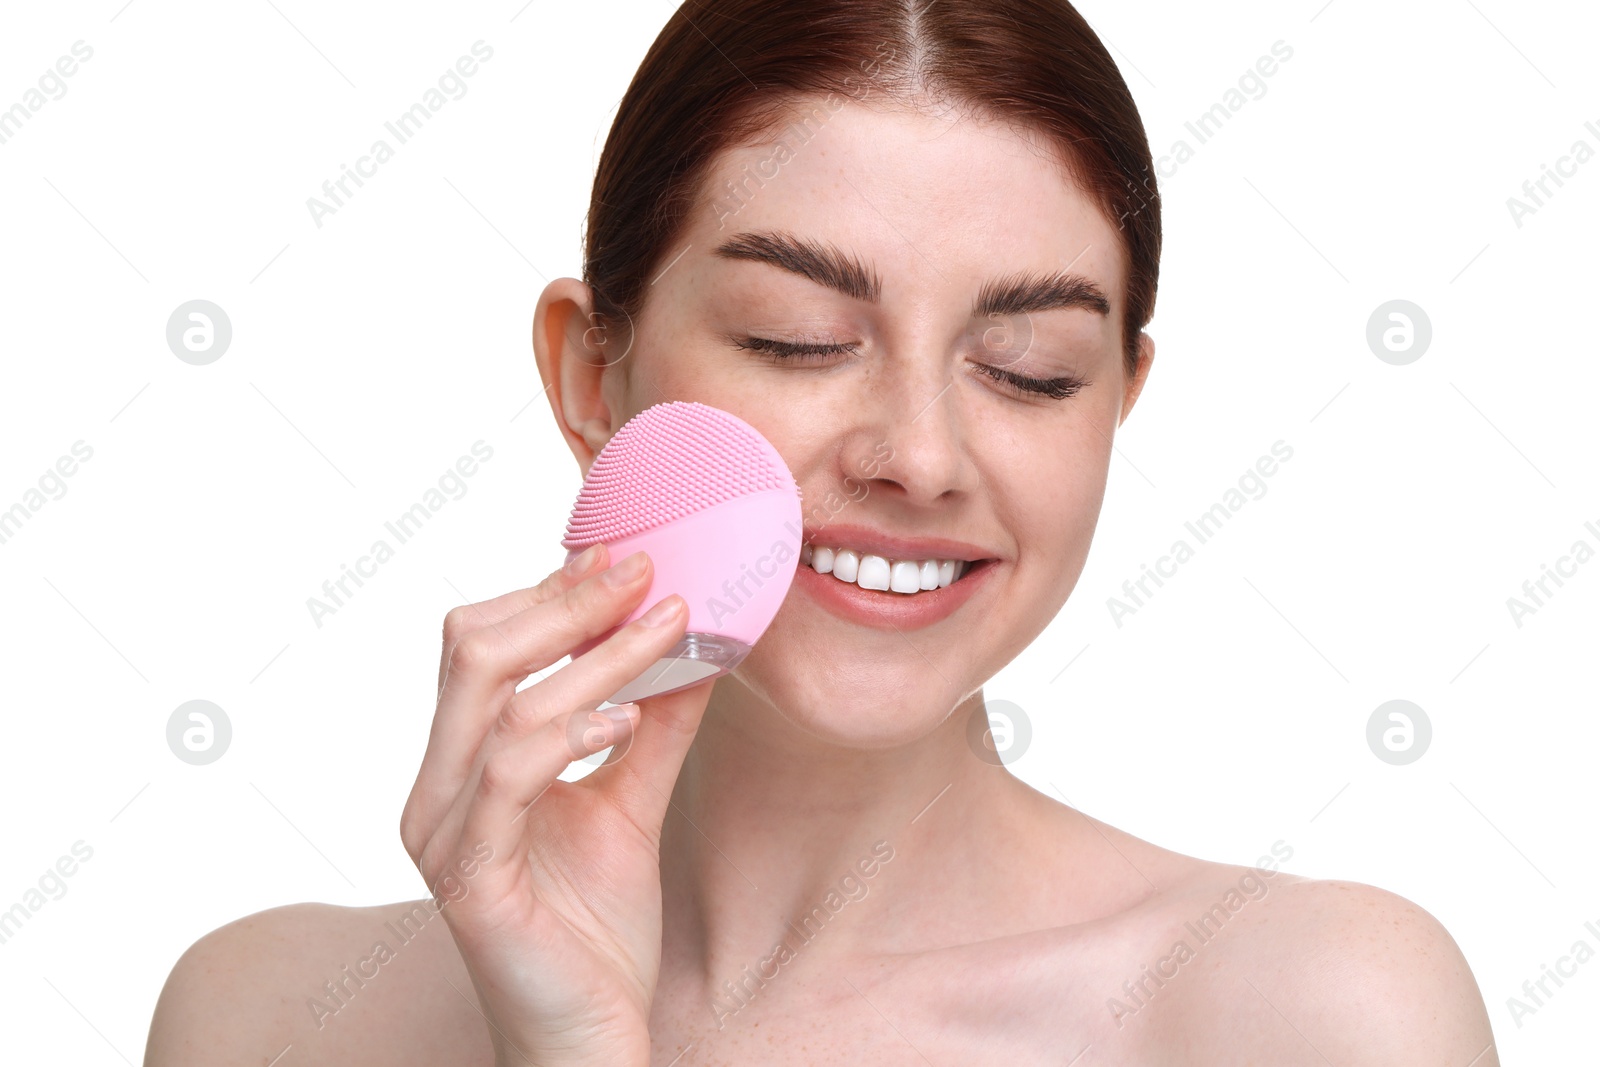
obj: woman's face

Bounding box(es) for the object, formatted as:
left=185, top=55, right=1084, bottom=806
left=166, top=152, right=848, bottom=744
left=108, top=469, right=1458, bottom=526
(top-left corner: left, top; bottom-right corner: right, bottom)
left=577, top=95, right=1151, bottom=746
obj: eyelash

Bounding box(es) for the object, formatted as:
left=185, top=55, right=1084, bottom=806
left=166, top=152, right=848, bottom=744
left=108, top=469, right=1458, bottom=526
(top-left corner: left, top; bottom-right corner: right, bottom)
left=730, top=336, right=1088, bottom=401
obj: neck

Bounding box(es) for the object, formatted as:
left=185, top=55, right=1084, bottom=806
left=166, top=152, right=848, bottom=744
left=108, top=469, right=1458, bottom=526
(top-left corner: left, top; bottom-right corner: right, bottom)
left=657, top=676, right=1032, bottom=1005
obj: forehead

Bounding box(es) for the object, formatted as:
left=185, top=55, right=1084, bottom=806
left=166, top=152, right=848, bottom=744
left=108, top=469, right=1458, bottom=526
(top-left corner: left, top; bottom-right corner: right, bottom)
left=682, top=96, right=1127, bottom=308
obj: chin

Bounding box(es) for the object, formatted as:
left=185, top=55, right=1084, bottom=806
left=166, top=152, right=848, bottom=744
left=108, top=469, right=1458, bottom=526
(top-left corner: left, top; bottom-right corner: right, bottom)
left=726, top=643, right=967, bottom=750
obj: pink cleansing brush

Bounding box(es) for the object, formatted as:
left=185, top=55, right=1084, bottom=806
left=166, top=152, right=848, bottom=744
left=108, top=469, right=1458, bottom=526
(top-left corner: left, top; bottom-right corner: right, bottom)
left=559, top=401, right=803, bottom=704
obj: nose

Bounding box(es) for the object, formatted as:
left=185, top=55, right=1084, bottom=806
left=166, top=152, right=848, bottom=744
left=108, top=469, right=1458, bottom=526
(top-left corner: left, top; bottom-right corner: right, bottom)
left=844, top=353, right=982, bottom=506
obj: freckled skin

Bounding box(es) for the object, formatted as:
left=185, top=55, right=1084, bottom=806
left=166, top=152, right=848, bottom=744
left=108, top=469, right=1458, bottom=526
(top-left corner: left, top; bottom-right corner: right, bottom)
left=145, top=98, right=1498, bottom=1066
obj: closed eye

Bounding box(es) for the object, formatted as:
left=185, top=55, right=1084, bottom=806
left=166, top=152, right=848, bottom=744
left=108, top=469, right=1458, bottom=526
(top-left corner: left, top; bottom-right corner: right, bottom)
left=729, top=335, right=1088, bottom=401
left=972, top=363, right=1088, bottom=399
left=731, top=336, right=858, bottom=358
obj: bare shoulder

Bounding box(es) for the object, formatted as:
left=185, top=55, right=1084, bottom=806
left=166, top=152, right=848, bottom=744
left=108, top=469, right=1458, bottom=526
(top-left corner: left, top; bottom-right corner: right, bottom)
left=1024, top=802, right=1500, bottom=1064
left=1147, top=870, right=1499, bottom=1064
left=145, top=897, right=492, bottom=1067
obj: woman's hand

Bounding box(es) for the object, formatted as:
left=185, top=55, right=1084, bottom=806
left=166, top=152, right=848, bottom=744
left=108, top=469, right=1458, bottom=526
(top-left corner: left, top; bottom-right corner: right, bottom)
left=400, top=544, right=714, bottom=1067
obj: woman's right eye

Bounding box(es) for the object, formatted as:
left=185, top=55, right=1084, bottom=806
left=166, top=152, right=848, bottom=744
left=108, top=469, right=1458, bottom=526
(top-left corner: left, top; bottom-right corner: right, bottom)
left=730, top=336, right=859, bottom=361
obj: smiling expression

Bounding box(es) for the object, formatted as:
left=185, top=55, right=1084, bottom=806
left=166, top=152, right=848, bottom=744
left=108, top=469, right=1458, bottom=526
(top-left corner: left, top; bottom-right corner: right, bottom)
left=560, top=95, right=1153, bottom=743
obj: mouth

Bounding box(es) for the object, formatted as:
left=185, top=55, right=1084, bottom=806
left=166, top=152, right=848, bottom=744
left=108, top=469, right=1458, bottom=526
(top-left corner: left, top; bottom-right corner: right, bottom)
left=793, top=531, right=998, bottom=632
left=796, top=521, right=1004, bottom=620
left=800, top=543, right=996, bottom=595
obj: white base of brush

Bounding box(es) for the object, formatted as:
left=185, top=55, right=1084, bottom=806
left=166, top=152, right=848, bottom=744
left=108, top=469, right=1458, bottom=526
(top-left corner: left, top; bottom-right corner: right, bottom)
left=602, top=633, right=751, bottom=704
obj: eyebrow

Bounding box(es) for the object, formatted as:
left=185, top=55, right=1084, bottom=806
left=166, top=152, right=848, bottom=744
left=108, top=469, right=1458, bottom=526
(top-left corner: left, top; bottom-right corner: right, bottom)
left=712, top=229, right=1110, bottom=318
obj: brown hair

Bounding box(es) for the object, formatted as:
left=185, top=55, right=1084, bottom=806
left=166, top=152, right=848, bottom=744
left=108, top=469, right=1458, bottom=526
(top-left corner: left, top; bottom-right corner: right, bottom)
left=583, top=0, right=1160, bottom=378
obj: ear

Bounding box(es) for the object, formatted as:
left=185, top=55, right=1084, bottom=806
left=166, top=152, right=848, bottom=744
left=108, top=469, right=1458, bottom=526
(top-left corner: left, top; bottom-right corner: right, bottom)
left=532, top=278, right=633, bottom=473
left=1118, top=331, right=1155, bottom=427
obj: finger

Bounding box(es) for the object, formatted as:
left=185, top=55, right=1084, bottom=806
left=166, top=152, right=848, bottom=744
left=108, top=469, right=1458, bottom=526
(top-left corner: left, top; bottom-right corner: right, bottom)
left=451, top=703, right=642, bottom=903
left=436, top=549, right=657, bottom=729
left=581, top=675, right=717, bottom=837
left=491, top=591, right=690, bottom=744
left=436, top=543, right=610, bottom=694
left=419, top=552, right=657, bottom=797
left=404, top=547, right=647, bottom=860
left=421, top=593, right=691, bottom=868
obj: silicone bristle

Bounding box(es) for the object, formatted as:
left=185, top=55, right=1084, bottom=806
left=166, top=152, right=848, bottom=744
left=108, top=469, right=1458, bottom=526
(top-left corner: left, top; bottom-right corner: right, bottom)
left=561, top=402, right=795, bottom=549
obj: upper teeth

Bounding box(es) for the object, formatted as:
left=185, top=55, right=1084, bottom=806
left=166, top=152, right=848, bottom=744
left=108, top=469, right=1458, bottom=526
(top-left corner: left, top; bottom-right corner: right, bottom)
left=801, top=543, right=970, bottom=594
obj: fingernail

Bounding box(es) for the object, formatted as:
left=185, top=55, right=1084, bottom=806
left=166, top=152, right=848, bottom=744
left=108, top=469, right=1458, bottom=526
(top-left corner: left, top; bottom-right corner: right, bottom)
left=638, top=594, right=682, bottom=628
left=602, top=551, right=648, bottom=588
left=564, top=544, right=602, bottom=576
left=602, top=703, right=639, bottom=726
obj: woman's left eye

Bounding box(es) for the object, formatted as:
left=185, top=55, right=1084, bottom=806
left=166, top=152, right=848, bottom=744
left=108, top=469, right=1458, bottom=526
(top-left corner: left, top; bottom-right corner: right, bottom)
left=973, top=362, right=1089, bottom=400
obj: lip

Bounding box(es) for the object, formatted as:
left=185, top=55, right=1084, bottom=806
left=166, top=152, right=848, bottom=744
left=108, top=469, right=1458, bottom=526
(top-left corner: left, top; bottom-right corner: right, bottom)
left=800, top=523, right=999, bottom=565
left=794, top=553, right=998, bottom=631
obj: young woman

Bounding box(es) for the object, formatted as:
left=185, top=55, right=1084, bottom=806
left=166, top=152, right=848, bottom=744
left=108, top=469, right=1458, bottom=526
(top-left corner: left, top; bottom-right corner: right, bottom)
left=147, top=1, right=1497, bottom=1063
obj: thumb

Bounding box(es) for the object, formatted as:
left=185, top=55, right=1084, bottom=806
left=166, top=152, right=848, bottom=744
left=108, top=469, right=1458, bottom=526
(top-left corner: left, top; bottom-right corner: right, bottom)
left=588, top=676, right=715, bottom=834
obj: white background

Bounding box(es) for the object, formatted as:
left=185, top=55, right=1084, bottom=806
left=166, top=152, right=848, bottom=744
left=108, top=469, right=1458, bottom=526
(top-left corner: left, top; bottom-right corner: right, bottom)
left=1, top=0, right=1595, bottom=1062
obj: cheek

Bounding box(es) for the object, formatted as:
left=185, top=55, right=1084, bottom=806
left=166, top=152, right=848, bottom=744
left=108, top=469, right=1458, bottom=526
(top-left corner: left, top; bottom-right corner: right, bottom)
left=1007, top=446, right=1111, bottom=591
left=986, top=398, right=1116, bottom=493
left=615, top=361, right=832, bottom=517
left=1065, top=446, right=1116, bottom=547
left=625, top=334, right=797, bottom=427
left=1036, top=467, right=1107, bottom=547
